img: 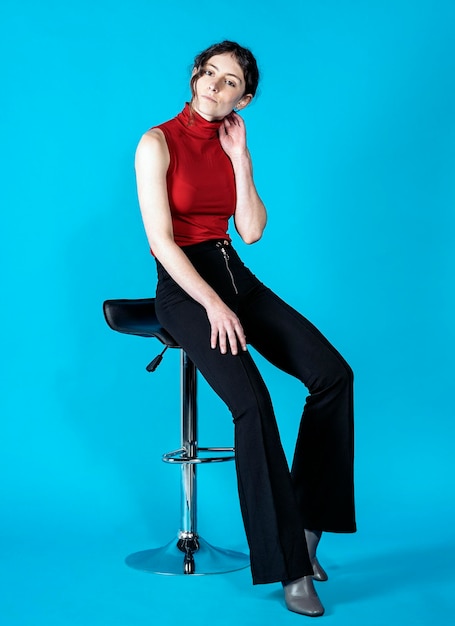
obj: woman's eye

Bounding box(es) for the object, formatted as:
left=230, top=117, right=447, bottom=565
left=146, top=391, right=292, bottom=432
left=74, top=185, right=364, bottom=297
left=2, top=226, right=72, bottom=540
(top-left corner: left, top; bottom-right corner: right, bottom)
left=226, top=80, right=236, bottom=87
left=204, top=70, right=213, bottom=76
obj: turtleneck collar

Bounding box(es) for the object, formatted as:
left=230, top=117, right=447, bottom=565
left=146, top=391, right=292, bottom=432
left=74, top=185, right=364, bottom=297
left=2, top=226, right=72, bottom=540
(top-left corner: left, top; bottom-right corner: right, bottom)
left=176, top=102, right=224, bottom=139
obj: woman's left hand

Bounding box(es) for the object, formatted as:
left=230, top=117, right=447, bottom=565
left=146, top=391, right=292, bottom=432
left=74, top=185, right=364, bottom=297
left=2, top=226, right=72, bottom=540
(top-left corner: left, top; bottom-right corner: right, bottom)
left=219, top=112, right=247, bottom=160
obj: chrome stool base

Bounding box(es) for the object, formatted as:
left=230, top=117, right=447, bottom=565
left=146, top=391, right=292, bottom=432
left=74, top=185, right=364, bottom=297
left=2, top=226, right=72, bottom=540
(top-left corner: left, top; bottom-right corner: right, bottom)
left=125, top=534, right=250, bottom=575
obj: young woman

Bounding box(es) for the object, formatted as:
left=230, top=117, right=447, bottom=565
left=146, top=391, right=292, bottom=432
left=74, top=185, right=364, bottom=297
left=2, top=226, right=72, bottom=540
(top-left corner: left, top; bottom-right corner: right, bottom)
left=135, top=40, right=355, bottom=617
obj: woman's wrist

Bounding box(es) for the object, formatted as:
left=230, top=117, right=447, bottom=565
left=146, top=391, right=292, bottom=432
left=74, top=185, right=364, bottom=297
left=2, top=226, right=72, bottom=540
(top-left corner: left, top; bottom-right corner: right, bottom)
left=229, top=150, right=251, bottom=171
left=202, top=291, right=225, bottom=312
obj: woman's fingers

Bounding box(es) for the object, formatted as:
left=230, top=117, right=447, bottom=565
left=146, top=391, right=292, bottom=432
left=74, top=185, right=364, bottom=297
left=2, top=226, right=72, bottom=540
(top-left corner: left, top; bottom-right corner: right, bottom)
left=214, top=324, right=239, bottom=355
left=208, top=307, right=247, bottom=355
left=210, top=325, right=219, bottom=351
left=226, top=325, right=240, bottom=355
left=233, top=320, right=247, bottom=353
left=219, top=112, right=247, bottom=159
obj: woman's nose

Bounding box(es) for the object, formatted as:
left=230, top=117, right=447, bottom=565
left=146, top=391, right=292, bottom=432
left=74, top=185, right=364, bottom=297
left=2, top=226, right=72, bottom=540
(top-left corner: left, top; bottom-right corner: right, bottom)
left=208, top=81, right=219, bottom=92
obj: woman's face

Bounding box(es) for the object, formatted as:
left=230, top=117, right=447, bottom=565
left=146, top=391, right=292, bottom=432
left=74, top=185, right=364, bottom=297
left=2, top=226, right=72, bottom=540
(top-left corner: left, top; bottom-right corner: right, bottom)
left=192, top=53, right=253, bottom=121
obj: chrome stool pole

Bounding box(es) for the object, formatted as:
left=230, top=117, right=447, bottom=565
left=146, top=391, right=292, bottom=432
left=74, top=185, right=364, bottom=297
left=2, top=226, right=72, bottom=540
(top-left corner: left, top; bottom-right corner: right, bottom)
left=125, top=350, right=249, bottom=575
left=177, top=351, right=198, bottom=573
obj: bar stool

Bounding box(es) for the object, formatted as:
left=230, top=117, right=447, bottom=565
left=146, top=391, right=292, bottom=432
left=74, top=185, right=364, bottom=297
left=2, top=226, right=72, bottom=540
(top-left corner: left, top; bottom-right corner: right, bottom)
left=103, top=298, right=249, bottom=576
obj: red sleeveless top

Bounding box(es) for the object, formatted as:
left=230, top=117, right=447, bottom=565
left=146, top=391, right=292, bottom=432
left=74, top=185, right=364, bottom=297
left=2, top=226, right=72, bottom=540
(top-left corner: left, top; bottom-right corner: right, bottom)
left=155, top=103, right=236, bottom=247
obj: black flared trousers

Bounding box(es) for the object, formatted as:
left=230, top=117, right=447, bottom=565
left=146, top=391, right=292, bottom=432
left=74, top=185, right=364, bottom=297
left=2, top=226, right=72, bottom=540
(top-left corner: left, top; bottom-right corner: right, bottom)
left=155, top=239, right=356, bottom=585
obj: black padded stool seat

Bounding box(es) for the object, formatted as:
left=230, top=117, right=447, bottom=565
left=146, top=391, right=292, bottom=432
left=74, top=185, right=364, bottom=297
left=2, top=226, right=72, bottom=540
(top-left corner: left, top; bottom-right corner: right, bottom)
left=103, top=297, right=249, bottom=576
left=103, top=298, right=178, bottom=346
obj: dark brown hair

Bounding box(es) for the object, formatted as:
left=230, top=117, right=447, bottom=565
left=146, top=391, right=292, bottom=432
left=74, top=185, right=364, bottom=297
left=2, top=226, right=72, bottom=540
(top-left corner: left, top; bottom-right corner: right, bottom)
left=190, top=40, right=260, bottom=100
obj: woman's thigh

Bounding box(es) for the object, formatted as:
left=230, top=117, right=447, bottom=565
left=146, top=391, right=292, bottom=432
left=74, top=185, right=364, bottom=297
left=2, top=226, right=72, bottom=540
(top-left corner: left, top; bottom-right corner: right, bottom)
left=238, top=286, right=353, bottom=394
left=155, top=280, right=272, bottom=419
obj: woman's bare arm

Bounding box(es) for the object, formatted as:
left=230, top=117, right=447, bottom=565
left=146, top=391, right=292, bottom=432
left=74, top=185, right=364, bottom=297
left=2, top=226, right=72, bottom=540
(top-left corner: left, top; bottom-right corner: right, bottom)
left=135, top=130, right=247, bottom=355
left=219, top=112, right=267, bottom=244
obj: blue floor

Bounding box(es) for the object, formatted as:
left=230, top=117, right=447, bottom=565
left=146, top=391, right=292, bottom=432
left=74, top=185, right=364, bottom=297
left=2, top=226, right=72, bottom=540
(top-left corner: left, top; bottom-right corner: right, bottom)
left=2, top=504, right=454, bottom=625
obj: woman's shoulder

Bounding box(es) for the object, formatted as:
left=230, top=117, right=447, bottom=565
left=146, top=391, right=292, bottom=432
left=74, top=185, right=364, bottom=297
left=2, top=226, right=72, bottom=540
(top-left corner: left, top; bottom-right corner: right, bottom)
left=142, top=127, right=166, bottom=143
left=136, top=107, right=184, bottom=167
left=136, top=128, right=170, bottom=169
left=138, top=126, right=168, bottom=149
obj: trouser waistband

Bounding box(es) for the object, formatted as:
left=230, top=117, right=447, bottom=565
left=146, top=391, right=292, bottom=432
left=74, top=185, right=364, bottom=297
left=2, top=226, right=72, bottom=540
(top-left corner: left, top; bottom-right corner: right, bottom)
left=180, top=238, right=233, bottom=255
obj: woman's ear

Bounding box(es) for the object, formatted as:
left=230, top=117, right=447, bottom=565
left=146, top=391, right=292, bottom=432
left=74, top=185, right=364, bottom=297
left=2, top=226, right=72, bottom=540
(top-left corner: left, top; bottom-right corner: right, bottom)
left=235, top=94, right=253, bottom=111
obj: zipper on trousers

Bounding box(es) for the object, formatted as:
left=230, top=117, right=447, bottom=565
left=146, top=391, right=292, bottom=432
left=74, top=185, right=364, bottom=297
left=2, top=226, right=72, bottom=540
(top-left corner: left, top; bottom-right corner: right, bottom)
left=216, top=241, right=239, bottom=294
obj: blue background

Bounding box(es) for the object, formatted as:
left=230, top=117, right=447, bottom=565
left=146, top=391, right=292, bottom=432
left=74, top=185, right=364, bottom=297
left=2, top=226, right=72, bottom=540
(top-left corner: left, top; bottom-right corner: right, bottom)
left=1, top=0, right=454, bottom=624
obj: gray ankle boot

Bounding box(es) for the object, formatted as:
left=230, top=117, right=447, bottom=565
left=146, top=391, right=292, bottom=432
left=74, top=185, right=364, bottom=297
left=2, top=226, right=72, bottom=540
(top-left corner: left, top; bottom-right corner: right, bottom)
left=305, top=529, right=328, bottom=582
left=283, top=576, right=325, bottom=616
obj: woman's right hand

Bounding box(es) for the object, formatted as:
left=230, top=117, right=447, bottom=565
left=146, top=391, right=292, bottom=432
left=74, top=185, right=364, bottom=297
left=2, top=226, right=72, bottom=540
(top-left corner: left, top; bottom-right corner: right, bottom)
left=206, top=300, right=247, bottom=356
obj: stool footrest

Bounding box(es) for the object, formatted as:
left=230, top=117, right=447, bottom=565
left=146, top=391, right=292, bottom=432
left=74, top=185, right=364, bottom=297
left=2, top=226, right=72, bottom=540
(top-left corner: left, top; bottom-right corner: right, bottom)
left=162, top=446, right=235, bottom=464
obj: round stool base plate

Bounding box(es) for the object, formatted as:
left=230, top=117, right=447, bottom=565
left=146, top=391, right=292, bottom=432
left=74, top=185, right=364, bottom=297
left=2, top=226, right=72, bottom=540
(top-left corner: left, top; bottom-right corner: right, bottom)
left=125, top=536, right=250, bottom=575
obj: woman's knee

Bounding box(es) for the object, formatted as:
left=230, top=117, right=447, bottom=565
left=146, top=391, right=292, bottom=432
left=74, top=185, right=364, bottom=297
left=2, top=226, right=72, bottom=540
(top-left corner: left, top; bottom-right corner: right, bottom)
left=231, top=397, right=271, bottom=424
left=229, top=372, right=273, bottom=424
left=310, top=353, right=353, bottom=395
left=329, top=355, right=353, bottom=392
